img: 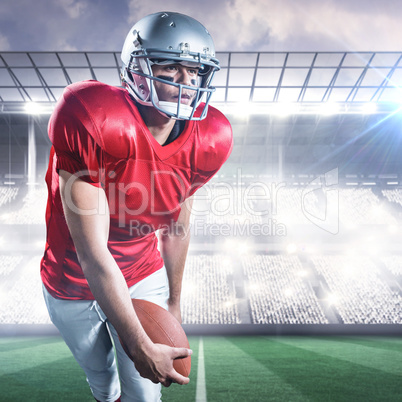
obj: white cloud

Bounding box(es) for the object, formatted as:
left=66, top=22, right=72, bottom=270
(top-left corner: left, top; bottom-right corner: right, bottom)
left=227, top=0, right=402, bottom=51
left=58, top=0, right=88, bottom=19
left=125, top=0, right=402, bottom=51
left=2, top=0, right=402, bottom=52
left=0, top=33, right=11, bottom=50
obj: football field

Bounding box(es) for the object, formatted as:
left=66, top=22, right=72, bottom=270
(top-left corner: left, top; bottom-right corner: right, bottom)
left=0, top=335, right=401, bottom=401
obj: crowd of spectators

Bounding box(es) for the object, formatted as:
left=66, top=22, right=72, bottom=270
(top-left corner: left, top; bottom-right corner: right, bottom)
left=312, top=255, right=402, bottom=324
left=382, top=189, right=402, bottom=208
left=0, top=255, right=51, bottom=324
left=0, top=185, right=47, bottom=225
left=1, top=182, right=402, bottom=326
left=180, top=254, right=240, bottom=324
left=242, top=254, right=328, bottom=324
left=338, top=188, right=396, bottom=225
left=0, top=254, right=23, bottom=277
left=0, top=186, right=19, bottom=208
left=0, top=253, right=401, bottom=325
left=381, top=255, right=402, bottom=276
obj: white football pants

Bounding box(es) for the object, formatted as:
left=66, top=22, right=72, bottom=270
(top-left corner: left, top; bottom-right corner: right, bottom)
left=42, top=267, right=169, bottom=402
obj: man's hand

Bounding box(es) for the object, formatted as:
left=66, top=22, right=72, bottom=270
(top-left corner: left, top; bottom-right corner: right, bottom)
left=130, top=342, right=192, bottom=387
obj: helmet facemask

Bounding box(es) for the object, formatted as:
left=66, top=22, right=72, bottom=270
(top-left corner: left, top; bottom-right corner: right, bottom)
left=122, top=51, right=218, bottom=120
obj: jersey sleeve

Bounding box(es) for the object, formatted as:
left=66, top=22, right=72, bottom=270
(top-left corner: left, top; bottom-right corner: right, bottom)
left=48, top=85, right=103, bottom=186
left=189, top=107, right=233, bottom=196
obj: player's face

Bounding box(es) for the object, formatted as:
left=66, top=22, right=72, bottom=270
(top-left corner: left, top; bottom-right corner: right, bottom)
left=152, top=64, right=200, bottom=105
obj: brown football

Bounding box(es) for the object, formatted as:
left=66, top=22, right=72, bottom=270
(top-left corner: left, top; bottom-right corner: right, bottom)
left=129, top=298, right=191, bottom=377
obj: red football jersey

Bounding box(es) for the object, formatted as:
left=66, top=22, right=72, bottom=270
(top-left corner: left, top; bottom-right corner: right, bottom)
left=40, top=80, right=233, bottom=300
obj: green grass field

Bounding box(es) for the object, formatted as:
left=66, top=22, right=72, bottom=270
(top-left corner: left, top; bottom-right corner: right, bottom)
left=0, top=335, right=401, bottom=401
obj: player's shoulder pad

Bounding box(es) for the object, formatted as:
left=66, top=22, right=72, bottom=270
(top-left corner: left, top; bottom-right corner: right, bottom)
left=59, top=80, right=136, bottom=159
left=196, top=105, right=233, bottom=172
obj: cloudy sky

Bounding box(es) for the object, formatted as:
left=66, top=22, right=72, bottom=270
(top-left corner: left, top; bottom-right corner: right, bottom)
left=1, top=0, right=402, bottom=53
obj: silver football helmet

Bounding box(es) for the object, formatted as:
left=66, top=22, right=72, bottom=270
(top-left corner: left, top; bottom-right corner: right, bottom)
left=121, top=12, right=220, bottom=120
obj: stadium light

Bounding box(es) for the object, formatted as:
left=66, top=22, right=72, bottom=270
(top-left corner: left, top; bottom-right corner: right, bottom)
left=25, top=102, right=43, bottom=115
left=362, top=103, right=377, bottom=114
left=297, top=269, right=308, bottom=277
left=270, top=102, right=299, bottom=116
left=224, top=238, right=252, bottom=255
left=181, top=280, right=196, bottom=295
left=34, top=240, right=45, bottom=249
left=246, top=283, right=261, bottom=293
left=224, top=300, right=235, bottom=309
left=319, top=102, right=341, bottom=115
left=238, top=241, right=251, bottom=255
left=388, top=224, right=399, bottom=234
left=286, top=243, right=298, bottom=254
left=0, top=213, right=10, bottom=223
left=326, top=293, right=339, bottom=305
left=369, top=205, right=385, bottom=220
left=232, top=102, right=255, bottom=117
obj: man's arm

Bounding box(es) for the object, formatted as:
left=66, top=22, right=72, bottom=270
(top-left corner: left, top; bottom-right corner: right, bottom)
left=159, top=196, right=193, bottom=323
left=58, top=169, right=191, bottom=386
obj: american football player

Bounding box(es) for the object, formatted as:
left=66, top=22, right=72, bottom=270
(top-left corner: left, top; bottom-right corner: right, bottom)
left=40, top=11, right=233, bottom=402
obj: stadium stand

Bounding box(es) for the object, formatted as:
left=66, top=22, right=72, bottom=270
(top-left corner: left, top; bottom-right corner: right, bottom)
left=0, top=252, right=401, bottom=326
left=242, top=254, right=329, bottom=324
left=0, top=255, right=50, bottom=324
left=311, top=255, right=402, bottom=324
left=382, top=189, right=402, bottom=209
left=181, top=254, right=240, bottom=324
left=275, top=187, right=319, bottom=225
left=339, top=188, right=396, bottom=225
left=0, top=255, right=23, bottom=277
left=0, top=186, right=19, bottom=208
left=0, top=185, right=47, bottom=225
left=0, top=182, right=401, bottom=328
left=381, top=255, right=402, bottom=276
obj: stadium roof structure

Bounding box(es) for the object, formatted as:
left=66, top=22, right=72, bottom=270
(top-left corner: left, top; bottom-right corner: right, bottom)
left=1, top=51, right=402, bottom=179
left=1, top=51, right=402, bottom=114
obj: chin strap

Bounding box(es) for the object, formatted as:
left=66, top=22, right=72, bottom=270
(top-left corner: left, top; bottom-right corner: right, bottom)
left=158, top=101, right=193, bottom=119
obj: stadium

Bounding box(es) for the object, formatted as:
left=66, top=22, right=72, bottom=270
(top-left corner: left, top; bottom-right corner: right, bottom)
left=0, top=50, right=401, bottom=400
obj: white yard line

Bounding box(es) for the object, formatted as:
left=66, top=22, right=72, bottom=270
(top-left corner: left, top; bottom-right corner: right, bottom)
left=195, top=337, right=207, bottom=402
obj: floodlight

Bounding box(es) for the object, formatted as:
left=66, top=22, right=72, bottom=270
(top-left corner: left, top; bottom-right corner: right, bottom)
left=286, top=243, right=298, bottom=254
left=319, top=102, right=340, bottom=115
left=238, top=242, right=251, bottom=255
left=362, top=103, right=377, bottom=114
left=224, top=301, right=233, bottom=308
left=25, top=102, right=43, bottom=115
left=271, top=102, right=299, bottom=116
left=224, top=238, right=252, bottom=255
left=297, top=269, right=308, bottom=277
left=246, top=283, right=261, bottom=293
left=388, top=224, right=399, bottom=234
left=327, top=293, right=339, bottom=305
